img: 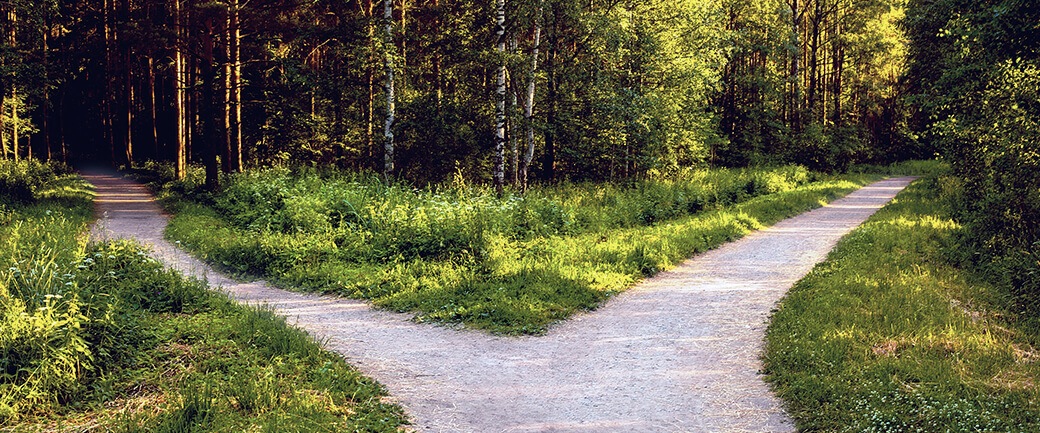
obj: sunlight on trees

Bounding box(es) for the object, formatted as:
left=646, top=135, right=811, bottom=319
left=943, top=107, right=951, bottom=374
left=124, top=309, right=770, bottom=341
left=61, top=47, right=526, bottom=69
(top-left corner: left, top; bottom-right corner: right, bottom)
left=1, top=0, right=917, bottom=183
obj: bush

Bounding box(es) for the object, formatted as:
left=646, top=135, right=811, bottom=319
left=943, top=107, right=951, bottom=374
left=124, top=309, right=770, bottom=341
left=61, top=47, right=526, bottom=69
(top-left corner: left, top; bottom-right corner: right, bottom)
left=0, top=160, right=72, bottom=205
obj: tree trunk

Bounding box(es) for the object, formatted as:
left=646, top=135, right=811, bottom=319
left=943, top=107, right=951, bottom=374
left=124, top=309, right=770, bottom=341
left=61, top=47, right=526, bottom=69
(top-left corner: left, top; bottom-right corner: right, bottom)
left=221, top=6, right=232, bottom=174
left=1, top=95, right=6, bottom=160
left=230, top=0, right=242, bottom=171
left=1, top=5, right=7, bottom=160
left=509, top=33, right=518, bottom=186
left=145, top=2, right=159, bottom=160
left=807, top=4, right=821, bottom=123
left=383, top=0, right=395, bottom=179
left=122, top=0, right=133, bottom=166
left=173, top=0, right=187, bottom=179
left=832, top=18, right=840, bottom=126
left=201, top=18, right=219, bottom=191
left=187, top=46, right=195, bottom=165
left=10, top=6, right=17, bottom=161
left=365, top=0, right=375, bottom=170
left=42, top=14, right=51, bottom=161
left=492, top=0, right=507, bottom=196
left=788, top=0, right=802, bottom=134
left=148, top=56, right=159, bottom=159
left=519, top=0, right=543, bottom=192
left=541, top=4, right=558, bottom=180
left=10, top=89, right=17, bottom=161
left=104, top=0, right=115, bottom=165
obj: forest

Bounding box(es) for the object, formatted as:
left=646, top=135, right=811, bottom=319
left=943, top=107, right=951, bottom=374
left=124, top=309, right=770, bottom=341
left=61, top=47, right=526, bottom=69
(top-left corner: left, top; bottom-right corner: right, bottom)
left=0, top=0, right=919, bottom=186
left=1, top=0, right=1039, bottom=429
left=2, top=0, right=1034, bottom=312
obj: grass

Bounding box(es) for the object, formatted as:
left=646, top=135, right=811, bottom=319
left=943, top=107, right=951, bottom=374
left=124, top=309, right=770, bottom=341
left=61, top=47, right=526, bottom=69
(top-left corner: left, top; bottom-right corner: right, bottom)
left=140, top=162, right=896, bottom=334
left=763, top=168, right=1040, bottom=431
left=0, top=160, right=406, bottom=431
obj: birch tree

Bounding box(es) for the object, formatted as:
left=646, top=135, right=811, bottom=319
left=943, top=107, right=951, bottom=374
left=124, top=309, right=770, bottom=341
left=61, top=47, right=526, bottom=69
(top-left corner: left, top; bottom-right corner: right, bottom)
left=493, top=0, right=507, bottom=196
left=384, top=0, right=396, bottom=180
left=518, top=0, right=543, bottom=192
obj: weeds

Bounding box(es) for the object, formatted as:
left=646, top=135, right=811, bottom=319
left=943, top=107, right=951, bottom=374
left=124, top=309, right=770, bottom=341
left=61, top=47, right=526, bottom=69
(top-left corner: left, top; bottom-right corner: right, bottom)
left=148, top=162, right=889, bottom=333
left=0, top=163, right=406, bottom=431
left=764, top=169, right=1040, bottom=431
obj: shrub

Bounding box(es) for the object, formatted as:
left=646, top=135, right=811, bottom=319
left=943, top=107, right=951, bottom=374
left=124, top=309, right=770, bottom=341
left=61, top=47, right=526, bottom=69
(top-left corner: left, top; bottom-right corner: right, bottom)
left=0, top=160, right=72, bottom=205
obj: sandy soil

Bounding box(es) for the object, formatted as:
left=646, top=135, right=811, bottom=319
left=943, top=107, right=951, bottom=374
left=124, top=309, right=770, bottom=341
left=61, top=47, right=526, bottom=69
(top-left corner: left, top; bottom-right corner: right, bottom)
left=82, top=170, right=916, bottom=432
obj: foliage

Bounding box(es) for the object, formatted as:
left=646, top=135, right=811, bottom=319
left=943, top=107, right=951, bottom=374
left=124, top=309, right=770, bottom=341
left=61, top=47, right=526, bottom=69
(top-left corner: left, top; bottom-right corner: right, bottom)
left=0, top=159, right=75, bottom=205
left=712, top=0, right=916, bottom=171
left=0, top=166, right=405, bottom=430
left=764, top=172, right=1040, bottom=432
left=902, top=0, right=1040, bottom=321
left=4, top=0, right=921, bottom=185
left=149, top=163, right=879, bottom=334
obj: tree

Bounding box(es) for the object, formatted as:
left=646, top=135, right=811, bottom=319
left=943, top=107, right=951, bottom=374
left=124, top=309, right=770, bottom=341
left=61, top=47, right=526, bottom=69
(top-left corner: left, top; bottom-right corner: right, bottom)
left=492, top=0, right=506, bottom=195
left=903, top=0, right=1040, bottom=317
left=517, top=0, right=542, bottom=192
left=173, top=0, right=188, bottom=179
left=383, top=0, right=396, bottom=180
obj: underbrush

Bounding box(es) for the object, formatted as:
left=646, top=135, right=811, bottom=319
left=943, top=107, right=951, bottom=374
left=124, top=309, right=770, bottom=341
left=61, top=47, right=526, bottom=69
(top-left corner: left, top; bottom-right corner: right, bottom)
left=0, top=162, right=405, bottom=431
left=764, top=170, right=1040, bottom=431
left=145, top=162, right=892, bottom=334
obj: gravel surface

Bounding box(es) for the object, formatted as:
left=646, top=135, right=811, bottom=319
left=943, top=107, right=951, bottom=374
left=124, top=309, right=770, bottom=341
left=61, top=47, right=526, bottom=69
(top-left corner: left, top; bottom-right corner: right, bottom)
left=82, top=170, right=916, bottom=433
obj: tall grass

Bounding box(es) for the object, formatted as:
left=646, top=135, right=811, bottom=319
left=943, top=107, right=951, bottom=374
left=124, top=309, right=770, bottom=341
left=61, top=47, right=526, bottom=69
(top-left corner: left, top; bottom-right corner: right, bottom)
left=0, top=161, right=405, bottom=431
left=764, top=169, right=1039, bottom=431
left=149, top=162, right=887, bottom=334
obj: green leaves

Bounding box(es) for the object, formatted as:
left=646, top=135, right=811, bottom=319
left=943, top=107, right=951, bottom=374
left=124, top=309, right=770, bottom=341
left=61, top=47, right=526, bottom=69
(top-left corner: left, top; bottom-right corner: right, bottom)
left=904, top=0, right=1040, bottom=320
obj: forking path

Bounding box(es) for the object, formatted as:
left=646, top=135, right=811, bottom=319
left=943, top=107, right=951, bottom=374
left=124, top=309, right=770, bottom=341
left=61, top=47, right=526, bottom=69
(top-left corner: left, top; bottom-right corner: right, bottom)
left=82, top=170, right=916, bottom=433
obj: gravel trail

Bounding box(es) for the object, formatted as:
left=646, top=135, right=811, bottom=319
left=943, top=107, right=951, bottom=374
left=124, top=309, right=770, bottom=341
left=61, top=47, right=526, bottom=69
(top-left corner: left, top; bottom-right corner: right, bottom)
left=83, top=170, right=916, bottom=432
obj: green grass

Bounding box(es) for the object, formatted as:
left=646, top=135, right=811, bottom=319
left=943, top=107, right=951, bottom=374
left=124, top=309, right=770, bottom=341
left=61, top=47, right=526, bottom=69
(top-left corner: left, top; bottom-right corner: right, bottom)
left=146, top=162, right=897, bottom=334
left=0, top=160, right=406, bottom=431
left=763, top=170, right=1040, bottom=432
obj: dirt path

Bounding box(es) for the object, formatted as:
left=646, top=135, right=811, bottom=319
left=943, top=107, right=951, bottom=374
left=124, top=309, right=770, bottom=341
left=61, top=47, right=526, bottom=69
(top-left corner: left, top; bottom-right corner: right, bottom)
left=83, top=170, right=916, bottom=432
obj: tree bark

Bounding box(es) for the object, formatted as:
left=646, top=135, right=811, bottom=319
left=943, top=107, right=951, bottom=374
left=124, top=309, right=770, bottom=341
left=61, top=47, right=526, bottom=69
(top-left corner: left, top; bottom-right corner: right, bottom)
left=365, top=0, right=375, bottom=170
left=42, top=12, right=51, bottom=161
left=201, top=17, right=219, bottom=190
left=221, top=5, right=232, bottom=174
left=122, top=0, right=133, bottom=166
left=0, top=4, right=7, bottom=160
left=492, top=0, right=507, bottom=196
left=173, top=0, right=187, bottom=179
left=104, top=0, right=114, bottom=165
left=10, top=89, right=17, bottom=161
left=1, top=94, right=6, bottom=160
left=519, top=0, right=543, bottom=192
left=509, top=33, right=518, bottom=186
left=383, top=0, right=395, bottom=179
left=831, top=16, right=844, bottom=127
left=148, top=56, right=159, bottom=159
left=230, top=0, right=242, bottom=171
left=787, top=0, right=802, bottom=134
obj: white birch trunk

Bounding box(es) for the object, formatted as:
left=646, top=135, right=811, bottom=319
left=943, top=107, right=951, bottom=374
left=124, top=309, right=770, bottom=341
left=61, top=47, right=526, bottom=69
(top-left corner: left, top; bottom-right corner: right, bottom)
left=493, top=0, right=507, bottom=196
left=383, top=0, right=396, bottom=179
left=519, top=0, right=543, bottom=192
